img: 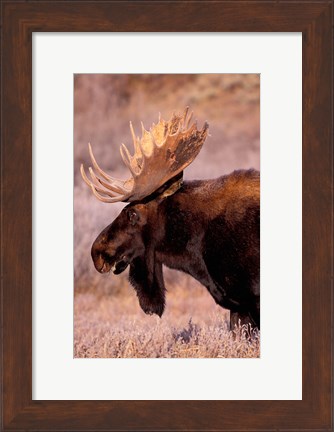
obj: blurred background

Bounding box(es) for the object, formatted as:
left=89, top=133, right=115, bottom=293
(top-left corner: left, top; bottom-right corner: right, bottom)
left=74, top=74, right=260, bottom=358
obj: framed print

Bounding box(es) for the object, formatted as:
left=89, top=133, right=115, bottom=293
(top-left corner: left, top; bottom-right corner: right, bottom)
left=33, top=33, right=301, bottom=401
left=1, top=1, right=332, bottom=431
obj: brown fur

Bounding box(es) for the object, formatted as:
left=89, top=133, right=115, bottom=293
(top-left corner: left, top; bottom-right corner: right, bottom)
left=91, top=169, right=260, bottom=329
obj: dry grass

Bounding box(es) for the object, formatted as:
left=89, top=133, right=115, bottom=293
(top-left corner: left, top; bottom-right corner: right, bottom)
left=74, top=273, right=260, bottom=358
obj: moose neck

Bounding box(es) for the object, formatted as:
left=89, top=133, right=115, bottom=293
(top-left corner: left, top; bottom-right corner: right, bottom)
left=146, top=183, right=200, bottom=268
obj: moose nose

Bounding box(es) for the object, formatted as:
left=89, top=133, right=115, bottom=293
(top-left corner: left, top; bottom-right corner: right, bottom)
left=90, top=245, right=107, bottom=272
left=100, top=262, right=108, bottom=273
left=93, top=255, right=111, bottom=274
left=93, top=254, right=105, bottom=272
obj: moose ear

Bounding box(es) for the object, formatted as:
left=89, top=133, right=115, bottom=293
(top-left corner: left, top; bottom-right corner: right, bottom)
left=127, top=209, right=139, bottom=225
left=127, top=206, right=148, bottom=226
left=155, top=172, right=183, bottom=204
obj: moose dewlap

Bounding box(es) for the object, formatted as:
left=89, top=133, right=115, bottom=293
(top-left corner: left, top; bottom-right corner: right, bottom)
left=81, top=108, right=260, bottom=330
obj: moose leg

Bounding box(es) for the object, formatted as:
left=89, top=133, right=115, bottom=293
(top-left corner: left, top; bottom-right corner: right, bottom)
left=129, top=254, right=166, bottom=317
left=230, top=292, right=260, bottom=332
left=230, top=311, right=255, bottom=331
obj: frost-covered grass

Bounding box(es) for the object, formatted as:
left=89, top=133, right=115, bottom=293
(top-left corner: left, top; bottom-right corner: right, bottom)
left=74, top=279, right=260, bottom=358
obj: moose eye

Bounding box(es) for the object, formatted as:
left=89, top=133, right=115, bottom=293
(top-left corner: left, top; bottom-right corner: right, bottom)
left=127, top=209, right=139, bottom=225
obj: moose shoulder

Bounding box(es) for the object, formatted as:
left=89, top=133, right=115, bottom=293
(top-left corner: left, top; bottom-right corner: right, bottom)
left=81, top=109, right=260, bottom=329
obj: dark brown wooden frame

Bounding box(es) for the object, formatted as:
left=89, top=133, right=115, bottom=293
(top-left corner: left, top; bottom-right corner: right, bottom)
left=1, top=1, right=332, bottom=431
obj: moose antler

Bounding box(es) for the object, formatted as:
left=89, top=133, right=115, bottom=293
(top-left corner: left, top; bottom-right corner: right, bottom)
left=80, top=107, right=209, bottom=203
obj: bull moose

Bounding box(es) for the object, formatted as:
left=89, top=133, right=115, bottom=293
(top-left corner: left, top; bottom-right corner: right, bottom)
left=81, top=108, right=260, bottom=329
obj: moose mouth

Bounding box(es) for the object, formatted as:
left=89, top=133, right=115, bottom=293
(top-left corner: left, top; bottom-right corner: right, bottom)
left=95, top=254, right=129, bottom=275
left=111, top=258, right=129, bottom=275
